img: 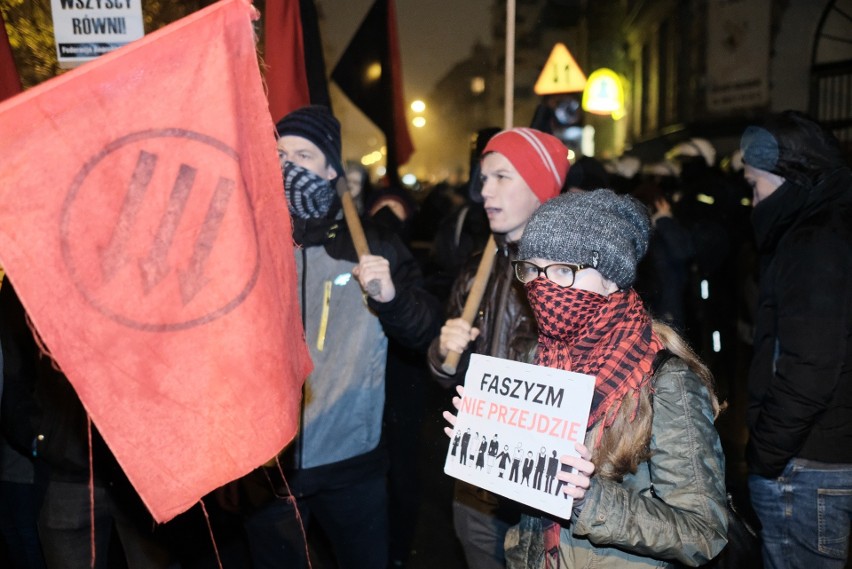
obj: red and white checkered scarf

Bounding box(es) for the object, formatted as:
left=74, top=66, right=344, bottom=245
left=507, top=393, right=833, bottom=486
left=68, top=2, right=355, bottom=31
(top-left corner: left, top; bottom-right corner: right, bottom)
left=526, top=278, right=662, bottom=432
left=526, top=278, right=662, bottom=567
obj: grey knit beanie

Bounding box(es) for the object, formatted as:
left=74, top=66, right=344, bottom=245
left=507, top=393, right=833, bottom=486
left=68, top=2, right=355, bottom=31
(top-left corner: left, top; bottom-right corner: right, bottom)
left=517, top=189, right=651, bottom=289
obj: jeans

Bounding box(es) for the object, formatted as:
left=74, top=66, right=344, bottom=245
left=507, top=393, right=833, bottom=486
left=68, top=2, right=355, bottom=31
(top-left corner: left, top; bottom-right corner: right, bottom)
left=243, top=473, right=389, bottom=569
left=749, top=458, right=852, bottom=569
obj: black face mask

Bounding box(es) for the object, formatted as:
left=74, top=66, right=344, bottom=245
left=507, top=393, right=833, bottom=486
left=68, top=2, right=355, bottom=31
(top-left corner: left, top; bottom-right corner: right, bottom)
left=282, top=161, right=335, bottom=220
left=371, top=205, right=404, bottom=234
left=751, top=180, right=809, bottom=251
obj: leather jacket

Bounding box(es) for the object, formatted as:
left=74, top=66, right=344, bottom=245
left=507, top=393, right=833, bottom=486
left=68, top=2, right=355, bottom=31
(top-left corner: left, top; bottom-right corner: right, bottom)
left=427, top=236, right=538, bottom=386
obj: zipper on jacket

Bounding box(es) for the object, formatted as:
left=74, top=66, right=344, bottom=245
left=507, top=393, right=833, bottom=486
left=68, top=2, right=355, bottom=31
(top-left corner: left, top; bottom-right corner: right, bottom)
left=297, top=246, right=308, bottom=469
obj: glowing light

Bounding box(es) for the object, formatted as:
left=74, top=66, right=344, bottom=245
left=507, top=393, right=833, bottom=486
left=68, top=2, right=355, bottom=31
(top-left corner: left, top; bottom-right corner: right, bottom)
left=696, top=193, right=715, bottom=205
left=582, top=68, right=625, bottom=117
left=712, top=331, right=721, bottom=353
left=471, top=77, right=485, bottom=94
left=361, top=150, right=384, bottom=166
left=410, top=100, right=426, bottom=113
left=366, top=62, right=382, bottom=81
left=581, top=125, right=595, bottom=157
left=402, top=173, right=417, bottom=186
left=412, top=116, right=426, bottom=128
left=700, top=280, right=709, bottom=300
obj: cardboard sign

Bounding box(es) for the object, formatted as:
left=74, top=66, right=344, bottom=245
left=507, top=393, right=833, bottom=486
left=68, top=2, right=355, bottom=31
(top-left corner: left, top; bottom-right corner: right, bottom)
left=444, top=354, right=595, bottom=519
left=50, top=0, right=145, bottom=67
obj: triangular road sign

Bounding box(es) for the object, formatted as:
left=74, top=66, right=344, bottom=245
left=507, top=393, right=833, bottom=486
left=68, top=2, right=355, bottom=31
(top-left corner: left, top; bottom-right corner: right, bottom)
left=534, top=43, right=587, bottom=95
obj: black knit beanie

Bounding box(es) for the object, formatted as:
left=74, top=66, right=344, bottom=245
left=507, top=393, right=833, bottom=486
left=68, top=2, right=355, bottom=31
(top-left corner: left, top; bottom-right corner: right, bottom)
left=275, top=105, right=345, bottom=179
left=518, top=189, right=651, bottom=289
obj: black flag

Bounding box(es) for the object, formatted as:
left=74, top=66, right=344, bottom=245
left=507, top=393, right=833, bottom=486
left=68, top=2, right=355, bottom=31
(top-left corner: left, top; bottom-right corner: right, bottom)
left=331, top=0, right=413, bottom=178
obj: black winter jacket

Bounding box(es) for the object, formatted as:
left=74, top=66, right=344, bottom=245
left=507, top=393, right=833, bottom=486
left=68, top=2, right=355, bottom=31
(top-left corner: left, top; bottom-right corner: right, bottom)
left=747, top=167, right=852, bottom=477
left=0, top=279, right=119, bottom=483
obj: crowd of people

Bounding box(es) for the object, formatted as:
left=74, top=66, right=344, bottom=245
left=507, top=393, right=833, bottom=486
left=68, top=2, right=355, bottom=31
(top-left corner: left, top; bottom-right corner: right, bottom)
left=1, top=106, right=850, bottom=569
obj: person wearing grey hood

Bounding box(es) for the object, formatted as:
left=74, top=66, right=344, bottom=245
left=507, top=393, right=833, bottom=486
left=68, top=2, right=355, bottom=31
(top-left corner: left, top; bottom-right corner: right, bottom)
left=741, top=110, right=852, bottom=569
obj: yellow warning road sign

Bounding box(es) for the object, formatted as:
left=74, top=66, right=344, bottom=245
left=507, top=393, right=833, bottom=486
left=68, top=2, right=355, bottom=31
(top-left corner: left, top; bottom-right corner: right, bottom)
left=534, top=43, right=587, bottom=95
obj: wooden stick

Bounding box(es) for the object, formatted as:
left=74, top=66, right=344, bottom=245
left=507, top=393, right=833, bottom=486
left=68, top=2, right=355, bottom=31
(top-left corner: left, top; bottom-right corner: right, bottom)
left=441, top=235, right=498, bottom=374
left=440, top=0, right=515, bottom=376
left=504, top=0, right=516, bottom=129
left=336, top=177, right=381, bottom=297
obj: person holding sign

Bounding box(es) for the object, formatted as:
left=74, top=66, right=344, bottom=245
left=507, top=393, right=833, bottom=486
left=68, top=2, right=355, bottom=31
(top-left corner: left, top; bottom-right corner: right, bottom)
left=446, top=189, right=728, bottom=568
left=428, top=127, right=570, bottom=569
left=510, top=189, right=729, bottom=567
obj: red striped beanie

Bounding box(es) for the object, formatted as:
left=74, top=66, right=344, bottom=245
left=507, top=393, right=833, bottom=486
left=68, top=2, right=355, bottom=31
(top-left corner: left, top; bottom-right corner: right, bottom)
left=482, top=128, right=570, bottom=203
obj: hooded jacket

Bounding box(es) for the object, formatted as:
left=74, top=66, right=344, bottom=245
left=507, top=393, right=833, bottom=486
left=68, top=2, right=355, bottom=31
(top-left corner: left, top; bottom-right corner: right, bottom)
left=746, top=166, right=852, bottom=477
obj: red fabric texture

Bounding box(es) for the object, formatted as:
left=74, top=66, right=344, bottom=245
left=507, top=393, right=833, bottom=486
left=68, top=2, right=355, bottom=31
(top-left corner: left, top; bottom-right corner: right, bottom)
left=482, top=128, right=570, bottom=203
left=384, top=0, right=413, bottom=166
left=527, top=280, right=662, bottom=429
left=0, top=10, right=22, bottom=101
left=0, top=0, right=312, bottom=523
left=264, top=0, right=311, bottom=122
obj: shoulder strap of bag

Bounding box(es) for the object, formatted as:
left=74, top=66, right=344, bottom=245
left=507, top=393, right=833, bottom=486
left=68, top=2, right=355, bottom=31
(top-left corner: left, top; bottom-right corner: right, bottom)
left=651, top=349, right=675, bottom=377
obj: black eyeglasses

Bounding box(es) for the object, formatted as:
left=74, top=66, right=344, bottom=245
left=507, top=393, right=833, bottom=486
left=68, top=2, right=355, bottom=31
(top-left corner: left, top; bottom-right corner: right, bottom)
left=512, top=260, right=590, bottom=288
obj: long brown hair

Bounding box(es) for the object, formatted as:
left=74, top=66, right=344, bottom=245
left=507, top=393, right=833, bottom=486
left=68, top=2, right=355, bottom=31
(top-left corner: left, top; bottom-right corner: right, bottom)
left=589, top=320, right=723, bottom=481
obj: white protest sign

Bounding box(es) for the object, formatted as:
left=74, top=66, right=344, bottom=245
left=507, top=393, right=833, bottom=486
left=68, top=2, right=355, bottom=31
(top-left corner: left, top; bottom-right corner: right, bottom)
left=50, top=0, right=144, bottom=68
left=444, top=354, right=595, bottom=520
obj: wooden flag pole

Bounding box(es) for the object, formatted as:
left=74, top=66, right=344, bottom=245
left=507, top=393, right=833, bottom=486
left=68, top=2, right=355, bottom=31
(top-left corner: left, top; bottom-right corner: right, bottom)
left=441, top=0, right=516, bottom=375
left=440, top=234, right=498, bottom=374
left=504, top=0, right=515, bottom=129
left=336, top=177, right=381, bottom=297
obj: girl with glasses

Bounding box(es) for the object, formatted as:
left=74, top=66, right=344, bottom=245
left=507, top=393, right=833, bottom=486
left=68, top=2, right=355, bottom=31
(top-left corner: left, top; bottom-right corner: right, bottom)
left=445, top=189, right=728, bottom=568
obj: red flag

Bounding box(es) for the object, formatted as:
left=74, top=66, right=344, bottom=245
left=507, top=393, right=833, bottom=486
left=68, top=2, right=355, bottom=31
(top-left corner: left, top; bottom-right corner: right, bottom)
left=1, top=10, right=22, bottom=101
left=331, top=0, right=414, bottom=169
left=0, top=0, right=311, bottom=523
left=264, top=0, right=311, bottom=122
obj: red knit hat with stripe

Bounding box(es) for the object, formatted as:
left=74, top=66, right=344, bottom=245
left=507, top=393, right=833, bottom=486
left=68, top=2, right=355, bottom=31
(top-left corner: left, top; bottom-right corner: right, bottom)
left=482, top=128, right=570, bottom=203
